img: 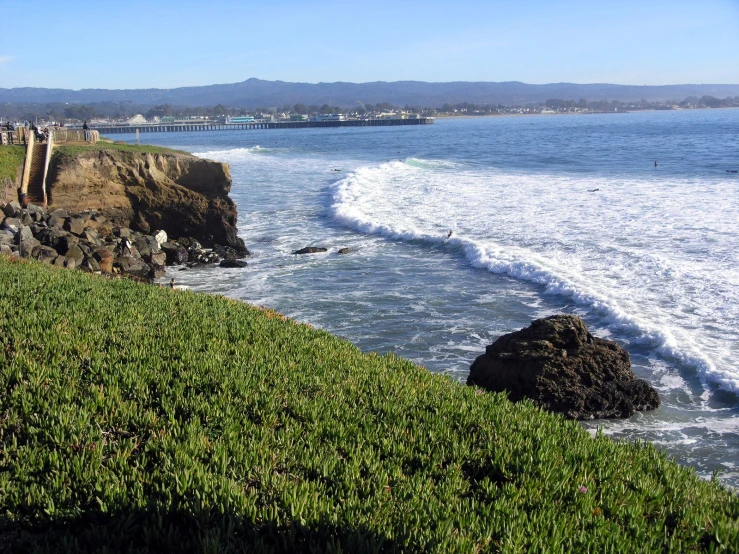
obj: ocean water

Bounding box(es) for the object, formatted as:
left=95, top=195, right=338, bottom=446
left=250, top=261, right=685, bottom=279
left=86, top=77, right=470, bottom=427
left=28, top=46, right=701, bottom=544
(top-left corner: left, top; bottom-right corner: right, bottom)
left=118, top=109, right=739, bottom=487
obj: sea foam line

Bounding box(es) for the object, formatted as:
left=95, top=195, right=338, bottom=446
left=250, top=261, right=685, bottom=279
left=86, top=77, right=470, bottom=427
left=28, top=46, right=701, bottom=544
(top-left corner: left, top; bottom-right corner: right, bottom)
left=330, top=166, right=734, bottom=395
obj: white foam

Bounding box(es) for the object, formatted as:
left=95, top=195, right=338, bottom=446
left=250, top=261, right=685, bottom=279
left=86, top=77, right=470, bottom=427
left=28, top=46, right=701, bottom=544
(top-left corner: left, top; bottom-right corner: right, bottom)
left=330, top=161, right=739, bottom=393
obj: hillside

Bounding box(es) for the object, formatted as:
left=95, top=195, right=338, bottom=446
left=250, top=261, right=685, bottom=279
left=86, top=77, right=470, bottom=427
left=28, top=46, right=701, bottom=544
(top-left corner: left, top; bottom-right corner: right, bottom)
left=0, top=258, right=737, bottom=552
left=2, top=78, right=739, bottom=109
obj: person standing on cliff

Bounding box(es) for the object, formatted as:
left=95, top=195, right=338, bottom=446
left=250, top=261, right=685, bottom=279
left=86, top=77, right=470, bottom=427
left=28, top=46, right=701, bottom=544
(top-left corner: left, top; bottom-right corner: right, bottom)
left=83, top=120, right=90, bottom=142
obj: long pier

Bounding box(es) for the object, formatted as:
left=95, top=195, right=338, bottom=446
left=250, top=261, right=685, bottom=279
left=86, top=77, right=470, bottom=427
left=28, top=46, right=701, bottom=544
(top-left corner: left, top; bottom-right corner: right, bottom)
left=87, top=118, right=434, bottom=135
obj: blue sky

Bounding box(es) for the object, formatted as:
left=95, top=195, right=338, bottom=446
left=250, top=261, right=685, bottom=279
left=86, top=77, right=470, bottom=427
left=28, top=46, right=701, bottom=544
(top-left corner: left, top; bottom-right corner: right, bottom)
left=1, top=0, right=738, bottom=89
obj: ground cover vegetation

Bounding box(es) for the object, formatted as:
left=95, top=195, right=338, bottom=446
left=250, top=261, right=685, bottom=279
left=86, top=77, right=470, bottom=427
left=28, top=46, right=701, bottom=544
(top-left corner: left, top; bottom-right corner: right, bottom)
left=0, top=145, right=26, bottom=183
left=1, top=257, right=738, bottom=553
left=52, top=143, right=189, bottom=163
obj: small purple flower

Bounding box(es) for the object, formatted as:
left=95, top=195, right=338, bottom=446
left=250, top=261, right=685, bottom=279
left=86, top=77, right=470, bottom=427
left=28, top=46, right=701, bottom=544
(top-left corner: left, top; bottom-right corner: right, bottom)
left=579, top=486, right=588, bottom=494
left=476, top=389, right=483, bottom=395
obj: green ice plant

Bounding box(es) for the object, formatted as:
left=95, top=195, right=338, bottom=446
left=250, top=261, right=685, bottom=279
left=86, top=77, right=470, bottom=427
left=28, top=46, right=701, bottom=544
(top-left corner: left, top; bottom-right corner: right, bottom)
left=0, top=257, right=737, bottom=553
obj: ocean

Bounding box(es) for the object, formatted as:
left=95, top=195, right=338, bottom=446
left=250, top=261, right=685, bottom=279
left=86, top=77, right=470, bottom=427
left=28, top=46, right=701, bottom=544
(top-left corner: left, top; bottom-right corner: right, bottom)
left=119, top=109, right=739, bottom=487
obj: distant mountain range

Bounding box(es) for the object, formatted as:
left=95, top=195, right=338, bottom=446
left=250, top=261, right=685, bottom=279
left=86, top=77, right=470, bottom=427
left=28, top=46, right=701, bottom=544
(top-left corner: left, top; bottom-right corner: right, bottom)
left=2, top=78, right=739, bottom=108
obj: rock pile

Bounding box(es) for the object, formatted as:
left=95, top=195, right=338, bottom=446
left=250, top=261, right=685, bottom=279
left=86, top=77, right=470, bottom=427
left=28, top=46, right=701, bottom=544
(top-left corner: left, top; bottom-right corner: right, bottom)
left=467, top=314, right=660, bottom=420
left=1, top=201, right=246, bottom=281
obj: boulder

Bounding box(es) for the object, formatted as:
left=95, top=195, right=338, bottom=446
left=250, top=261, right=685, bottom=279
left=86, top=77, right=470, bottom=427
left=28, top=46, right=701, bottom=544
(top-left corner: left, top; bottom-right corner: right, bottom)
left=293, top=247, right=328, bottom=255
left=153, top=230, right=167, bottom=247
left=134, top=236, right=151, bottom=258
left=48, top=208, right=69, bottom=219
left=117, top=227, right=133, bottom=239
left=3, top=201, right=21, bottom=218
left=219, top=259, right=248, bottom=268
left=65, top=245, right=85, bottom=265
left=64, top=217, right=87, bottom=236
left=33, top=245, right=59, bottom=264
left=17, top=225, right=34, bottom=243
left=19, top=237, right=41, bottom=258
left=37, top=227, right=68, bottom=249
left=46, top=214, right=66, bottom=229
left=0, top=244, right=15, bottom=257
left=161, top=241, right=189, bottom=265
left=2, top=217, right=21, bottom=233
left=467, top=315, right=660, bottom=420
left=0, top=230, right=15, bottom=245
left=116, top=256, right=151, bottom=279
left=337, top=247, right=350, bottom=255
left=146, top=235, right=161, bottom=254
left=56, top=234, right=79, bottom=255
left=148, top=251, right=167, bottom=267
left=213, top=244, right=246, bottom=261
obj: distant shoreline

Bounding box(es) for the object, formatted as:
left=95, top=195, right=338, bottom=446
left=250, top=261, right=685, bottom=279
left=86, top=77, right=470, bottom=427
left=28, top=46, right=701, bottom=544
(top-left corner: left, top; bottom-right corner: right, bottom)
left=437, top=106, right=738, bottom=119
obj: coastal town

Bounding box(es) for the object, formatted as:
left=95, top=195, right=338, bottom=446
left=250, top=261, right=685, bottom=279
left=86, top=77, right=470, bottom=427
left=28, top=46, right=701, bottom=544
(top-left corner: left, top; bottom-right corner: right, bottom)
left=2, top=94, right=737, bottom=131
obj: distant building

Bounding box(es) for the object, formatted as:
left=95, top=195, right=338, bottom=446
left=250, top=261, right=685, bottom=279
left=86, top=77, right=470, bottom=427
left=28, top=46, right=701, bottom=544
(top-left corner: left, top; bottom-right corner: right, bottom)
left=226, top=116, right=255, bottom=124
left=310, top=114, right=346, bottom=122
left=290, top=114, right=309, bottom=121
left=127, top=114, right=147, bottom=124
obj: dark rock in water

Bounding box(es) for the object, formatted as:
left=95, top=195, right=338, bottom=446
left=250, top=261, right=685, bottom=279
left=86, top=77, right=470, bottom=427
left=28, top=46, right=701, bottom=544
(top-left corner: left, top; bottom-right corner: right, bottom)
left=467, top=315, right=660, bottom=420
left=161, top=242, right=189, bottom=265
left=219, top=259, right=248, bottom=268
left=337, top=247, right=351, bottom=255
left=213, top=244, right=247, bottom=260
left=293, top=247, right=328, bottom=255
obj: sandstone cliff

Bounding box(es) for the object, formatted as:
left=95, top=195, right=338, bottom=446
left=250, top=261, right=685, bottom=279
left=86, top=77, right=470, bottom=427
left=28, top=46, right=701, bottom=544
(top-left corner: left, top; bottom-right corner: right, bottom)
left=46, top=149, right=247, bottom=254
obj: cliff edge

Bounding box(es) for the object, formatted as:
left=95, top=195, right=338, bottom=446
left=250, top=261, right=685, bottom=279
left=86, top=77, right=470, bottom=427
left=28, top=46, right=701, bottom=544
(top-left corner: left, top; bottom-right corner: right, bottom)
left=46, top=147, right=247, bottom=254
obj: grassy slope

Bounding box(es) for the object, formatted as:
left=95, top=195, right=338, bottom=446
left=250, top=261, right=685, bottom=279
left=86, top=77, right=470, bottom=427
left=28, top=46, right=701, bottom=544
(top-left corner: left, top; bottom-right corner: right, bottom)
left=0, top=145, right=26, bottom=183
left=0, top=258, right=737, bottom=553
left=53, top=142, right=190, bottom=162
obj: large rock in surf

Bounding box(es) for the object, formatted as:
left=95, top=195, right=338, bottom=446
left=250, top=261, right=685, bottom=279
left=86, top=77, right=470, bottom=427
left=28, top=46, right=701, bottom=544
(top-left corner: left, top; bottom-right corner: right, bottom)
left=293, top=247, right=327, bottom=255
left=467, top=315, right=660, bottom=420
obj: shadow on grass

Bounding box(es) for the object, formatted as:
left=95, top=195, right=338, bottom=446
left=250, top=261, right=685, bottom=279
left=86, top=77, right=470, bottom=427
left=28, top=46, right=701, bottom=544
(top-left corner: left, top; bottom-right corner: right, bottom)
left=0, top=509, right=402, bottom=554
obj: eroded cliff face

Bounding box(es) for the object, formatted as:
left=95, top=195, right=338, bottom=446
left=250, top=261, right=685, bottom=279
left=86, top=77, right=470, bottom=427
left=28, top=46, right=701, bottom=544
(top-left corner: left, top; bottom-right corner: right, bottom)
left=46, top=149, right=247, bottom=254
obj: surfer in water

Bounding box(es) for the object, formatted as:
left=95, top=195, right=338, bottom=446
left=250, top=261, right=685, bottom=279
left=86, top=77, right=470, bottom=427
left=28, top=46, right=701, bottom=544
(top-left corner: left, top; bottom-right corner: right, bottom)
left=447, top=230, right=453, bottom=239
left=654, top=160, right=658, bottom=167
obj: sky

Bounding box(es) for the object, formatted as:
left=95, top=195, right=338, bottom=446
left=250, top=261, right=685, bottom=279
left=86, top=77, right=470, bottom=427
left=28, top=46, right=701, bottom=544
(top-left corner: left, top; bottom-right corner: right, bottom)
left=1, top=0, right=738, bottom=89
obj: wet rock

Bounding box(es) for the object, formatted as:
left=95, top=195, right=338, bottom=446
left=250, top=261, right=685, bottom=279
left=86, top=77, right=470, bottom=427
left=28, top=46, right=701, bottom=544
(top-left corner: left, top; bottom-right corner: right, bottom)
left=337, top=247, right=350, bottom=254
left=467, top=315, right=660, bottom=420
left=219, top=259, right=248, bottom=268
left=292, top=247, right=328, bottom=255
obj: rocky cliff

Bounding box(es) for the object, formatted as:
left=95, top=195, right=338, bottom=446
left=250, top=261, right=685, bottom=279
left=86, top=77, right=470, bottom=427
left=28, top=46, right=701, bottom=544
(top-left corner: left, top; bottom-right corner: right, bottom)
left=46, top=148, right=247, bottom=254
